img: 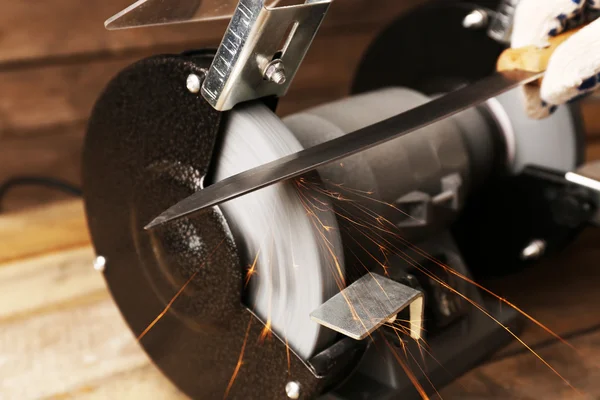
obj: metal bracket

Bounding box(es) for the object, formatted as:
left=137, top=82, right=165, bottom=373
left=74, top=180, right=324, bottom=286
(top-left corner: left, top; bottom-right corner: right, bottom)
left=310, top=273, right=424, bottom=341
left=487, top=0, right=520, bottom=45
left=395, top=173, right=463, bottom=228
left=202, top=0, right=332, bottom=110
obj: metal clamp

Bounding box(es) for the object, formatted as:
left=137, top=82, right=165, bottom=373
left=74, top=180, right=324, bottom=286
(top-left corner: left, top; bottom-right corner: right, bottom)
left=202, top=0, right=332, bottom=110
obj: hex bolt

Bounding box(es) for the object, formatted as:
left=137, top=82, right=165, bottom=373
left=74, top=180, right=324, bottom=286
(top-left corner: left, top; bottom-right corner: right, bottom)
left=521, top=240, right=547, bottom=261
left=264, top=60, right=287, bottom=85
left=463, top=9, right=489, bottom=29
left=285, top=381, right=301, bottom=399
left=93, top=256, right=107, bottom=272
left=186, top=74, right=202, bottom=94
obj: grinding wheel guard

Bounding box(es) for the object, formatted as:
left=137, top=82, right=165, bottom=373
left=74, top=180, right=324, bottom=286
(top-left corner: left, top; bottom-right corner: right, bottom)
left=83, top=51, right=326, bottom=399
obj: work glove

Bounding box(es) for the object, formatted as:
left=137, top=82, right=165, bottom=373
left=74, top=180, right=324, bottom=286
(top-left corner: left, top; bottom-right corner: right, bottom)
left=511, top=0, right=600, bottom=118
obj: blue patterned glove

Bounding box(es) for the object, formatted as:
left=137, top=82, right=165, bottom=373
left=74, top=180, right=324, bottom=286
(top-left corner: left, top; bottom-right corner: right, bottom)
left=512, top=0, right=600, bottom=118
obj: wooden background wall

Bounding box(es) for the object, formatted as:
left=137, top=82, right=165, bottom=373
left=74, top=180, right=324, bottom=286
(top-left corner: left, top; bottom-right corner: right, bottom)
left=2, top=0, right=600, bottom=213
left=0, top=0, right=426, bottom=213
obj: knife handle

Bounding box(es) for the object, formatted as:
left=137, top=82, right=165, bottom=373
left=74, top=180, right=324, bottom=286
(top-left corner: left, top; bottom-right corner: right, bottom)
left=497, top=25, right=585, bottom=74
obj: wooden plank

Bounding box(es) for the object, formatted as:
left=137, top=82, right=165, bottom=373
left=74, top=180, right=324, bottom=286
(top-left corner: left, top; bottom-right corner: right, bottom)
left=0, top=123, right=83, bottom=179
left=0, top=59, right=138, bottom=136
left=487, top=228, right=600, bottom=357
left=2, top=185, right=77, bottom=214
left=0, top=205, right=188, bottom=399
left=0, top=200, right=89, bottom=264
left=0, top=28, right=374, bottom=137
left=0, top=222, right=184, bottom=399
left=582, top=98, right=600, bottom=139
left=441, top=329, right=600, bottom=399
left=0, top=238, right=154, bottom=399
left=0, top=297, right=150, bottom=399
left=53, top=364, right=186, bottom=400
left=0, top=247, right=99, bottom=322
left=585, top=138, right=600, bottom=161
left=0, top=0, right=423, bottom=64
left=0, top=124, right=84, bottom=212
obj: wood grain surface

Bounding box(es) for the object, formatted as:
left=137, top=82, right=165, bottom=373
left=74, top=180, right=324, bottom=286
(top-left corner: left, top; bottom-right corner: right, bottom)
left=2, top=200, right=600, bottom=399
left=442, top=329, right=600, bottom=399
left=0, top=200, right=89, bottom=264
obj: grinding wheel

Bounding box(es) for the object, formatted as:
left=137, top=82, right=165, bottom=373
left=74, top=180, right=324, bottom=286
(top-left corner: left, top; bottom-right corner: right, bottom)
left=214, top=102, right=344, bottom=359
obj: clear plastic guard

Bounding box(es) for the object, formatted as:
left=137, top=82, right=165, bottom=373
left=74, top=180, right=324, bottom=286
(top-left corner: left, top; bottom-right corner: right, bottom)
left=105, top=0, right=282, bottom=30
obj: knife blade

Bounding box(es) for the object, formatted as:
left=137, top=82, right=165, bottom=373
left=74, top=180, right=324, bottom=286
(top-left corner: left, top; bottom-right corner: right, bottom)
left=145, top=70, right=541, bottom=229
left=145, top=25, right=583, bottom=230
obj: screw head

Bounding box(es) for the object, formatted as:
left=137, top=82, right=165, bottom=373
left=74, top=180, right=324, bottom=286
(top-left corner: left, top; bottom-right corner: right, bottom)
left=285, top=381, right=301, bottom=399
left=264, top=60, right=287, bottom=85
left=521, top=240, right=547, bottom=261
left=93, top=256, right=107, bottom=272
left=186, top=74, right=201, bottom=94
left=463, top=9, right=489, bottom=29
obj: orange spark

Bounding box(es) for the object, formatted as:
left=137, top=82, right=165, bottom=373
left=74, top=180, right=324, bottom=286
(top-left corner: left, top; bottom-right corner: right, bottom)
left=397, top=250, right=583, bottom=395
left=383, top=332, right=430, bottom=400
left=295, top=188, right=346, bottom=288
left=387, top=321, right=464, bottom=389
left=353, top=193, right=578, bottom=358
left=346, top=209, right=583, bottom=376
left=370, top=220, right=585, bottom=368
left=405, top=244, right=581, bottom=354
left=259, top=319, right=273, bottom=343
left=224, top=319, right=253, bottom=399
left=285, top=331, right=292, bottom=375
left=137, top=239, right=225, bottom=342
left=405, top=345, right=443, bottom=399
left=245, top=248, right=260, bottom=287
left=391, top=326, right=409, bottom=358
left=308, top=177, right=583, bottom=393
left=320, top=179, right=419, bottom=222
left=137, top=271, right=198, bottom=341
left=299, top=177, right=590, bottom=397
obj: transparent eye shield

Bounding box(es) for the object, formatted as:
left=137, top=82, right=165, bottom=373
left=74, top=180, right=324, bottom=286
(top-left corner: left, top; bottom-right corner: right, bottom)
left=105, top=0, right=326, bottom=30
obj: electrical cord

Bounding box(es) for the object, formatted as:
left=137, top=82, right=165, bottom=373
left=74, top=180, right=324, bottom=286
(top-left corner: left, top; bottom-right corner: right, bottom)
left=0, top=176, right=82, bottom=212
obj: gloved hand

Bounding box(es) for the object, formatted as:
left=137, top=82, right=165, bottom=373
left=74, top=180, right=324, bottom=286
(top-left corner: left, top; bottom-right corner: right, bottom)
left=512, top=0, right=600, bottom=118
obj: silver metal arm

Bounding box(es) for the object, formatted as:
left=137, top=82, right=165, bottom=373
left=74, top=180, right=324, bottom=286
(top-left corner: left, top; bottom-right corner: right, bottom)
left=202, top=0, right=332, bottom=110
left=105, top=0, right=332, bottom=111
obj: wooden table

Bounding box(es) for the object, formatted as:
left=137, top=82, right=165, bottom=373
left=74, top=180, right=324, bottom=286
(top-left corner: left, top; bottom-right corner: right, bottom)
left=2, top=200, right=600, bottom=399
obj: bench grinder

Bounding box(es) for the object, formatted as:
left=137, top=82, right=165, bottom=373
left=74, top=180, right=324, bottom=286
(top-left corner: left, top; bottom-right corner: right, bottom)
left=82, top=1, right=599, bottom=399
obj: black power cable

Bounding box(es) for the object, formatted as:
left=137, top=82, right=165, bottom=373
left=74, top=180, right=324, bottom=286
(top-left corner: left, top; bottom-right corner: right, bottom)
left=0, top=176, right=82, bottom=212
